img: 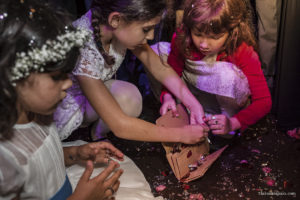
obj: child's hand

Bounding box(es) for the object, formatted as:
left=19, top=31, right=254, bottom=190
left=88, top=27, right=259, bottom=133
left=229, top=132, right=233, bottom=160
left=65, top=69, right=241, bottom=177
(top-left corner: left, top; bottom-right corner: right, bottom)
left=180, top=124, right=209, bottom=144
left=70, top=160, right=123, bottom=200
left=77, top=142, right=124, bottom=165
left=186, top=103, right=205, bottom=125
left=206, top=114, right=240, bottom=135
left=160, top=93, right=178, bottom=117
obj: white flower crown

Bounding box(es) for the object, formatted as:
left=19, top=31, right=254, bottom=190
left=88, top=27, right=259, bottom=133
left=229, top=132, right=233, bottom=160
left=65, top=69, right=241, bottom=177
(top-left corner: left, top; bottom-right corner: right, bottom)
left=10, top=27, right=91, bottom=84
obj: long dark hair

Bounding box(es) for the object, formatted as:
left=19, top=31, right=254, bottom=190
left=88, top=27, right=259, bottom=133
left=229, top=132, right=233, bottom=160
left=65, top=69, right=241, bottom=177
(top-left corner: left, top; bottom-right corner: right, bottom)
left=177, top=0, right=257, bottom=58
left=90, top=0, right=167, bottom=65
left=0, top=0, right=80, bottom=139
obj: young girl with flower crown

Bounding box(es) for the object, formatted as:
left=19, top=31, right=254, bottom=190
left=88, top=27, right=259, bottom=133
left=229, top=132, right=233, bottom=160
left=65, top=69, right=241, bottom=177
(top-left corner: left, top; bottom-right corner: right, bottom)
left=159, top=0, right=272, bottom=140
left=54, top=0, right=208, bottom=144
left=0, top=1, right=125, bottom=199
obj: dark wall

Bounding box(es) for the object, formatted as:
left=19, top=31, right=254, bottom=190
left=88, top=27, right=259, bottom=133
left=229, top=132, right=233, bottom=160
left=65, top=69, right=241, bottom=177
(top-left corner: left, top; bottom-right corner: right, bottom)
left=42, top=0, right=86, bottom=17
left=273, top=0, right=300, bottom=129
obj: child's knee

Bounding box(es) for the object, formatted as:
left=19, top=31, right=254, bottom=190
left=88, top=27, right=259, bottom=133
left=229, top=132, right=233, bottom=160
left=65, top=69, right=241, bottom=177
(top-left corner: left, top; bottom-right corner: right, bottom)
left=84, top=102, right=99, bottom=124
left=109, top=81, right=143, bottom=117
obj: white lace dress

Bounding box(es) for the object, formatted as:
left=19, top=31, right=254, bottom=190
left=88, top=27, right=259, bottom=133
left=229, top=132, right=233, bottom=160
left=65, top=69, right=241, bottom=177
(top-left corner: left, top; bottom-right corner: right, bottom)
left=0, top=122, right=69, bottom=200
left=54, top=10, right=127, bottom=140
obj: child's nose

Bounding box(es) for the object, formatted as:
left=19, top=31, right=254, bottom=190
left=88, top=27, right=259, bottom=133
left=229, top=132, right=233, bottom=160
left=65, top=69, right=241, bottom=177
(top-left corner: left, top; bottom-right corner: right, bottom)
left=199, top=39, right=209, bottom=49
left=145, top=29, right=155, bottom=41
left=62, top=78, right=72, bottom=91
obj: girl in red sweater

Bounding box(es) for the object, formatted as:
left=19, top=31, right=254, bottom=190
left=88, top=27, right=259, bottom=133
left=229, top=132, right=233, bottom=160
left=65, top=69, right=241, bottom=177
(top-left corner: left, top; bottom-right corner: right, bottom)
left=160, top=0, right=272, bottom=138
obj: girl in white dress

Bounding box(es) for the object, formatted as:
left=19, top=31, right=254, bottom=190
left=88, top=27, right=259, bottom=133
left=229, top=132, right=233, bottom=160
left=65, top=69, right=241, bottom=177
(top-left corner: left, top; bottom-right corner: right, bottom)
left=0, top=1, right=124, bottom=199
left=54, top=0, right=209, bottom=143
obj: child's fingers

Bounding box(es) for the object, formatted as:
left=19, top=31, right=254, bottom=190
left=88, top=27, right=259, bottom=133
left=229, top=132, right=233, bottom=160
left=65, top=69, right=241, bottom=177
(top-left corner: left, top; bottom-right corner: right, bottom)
left=160, top=104, right=169, bottom=115
left=189, top=116, right=198, bottom=125
left=88, top=143, right=124, bottom=164
left=207, top=120, right=217, bottom=126
left=190, top=117, right=196, bottom=125
left=114, top=180, right=120, bottom=192
left=195, top=117, right=204, bottom=124
left=104, top=180, right=120, bottom=198
left=160, top=101, right=177, bottom=116
left=104, top=168, right=123, bottom=189
left=189, top=115, right=203, bottom=125
left=201, top=123, right=210, bottom=132
left=167, top=102, right=177, bottom=112
left=94, top=161, right=120, bottom=182
left=96, top=142, right=124, bottom=160
left=77, top=144, right=98, bottom=161
left=211, top=129, right=225, bottom=135
left=102, top=170, right=123, bottom=200
left=209, top=123, right=225, bottom=131
left=207, top=118, right=221, bottom=126
left=79, top=160, right=94, bottom=182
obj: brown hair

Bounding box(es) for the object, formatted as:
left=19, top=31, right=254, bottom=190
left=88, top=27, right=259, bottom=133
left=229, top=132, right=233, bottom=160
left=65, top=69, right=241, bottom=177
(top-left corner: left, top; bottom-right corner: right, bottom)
left=177, top=0, right=257, bottom=58
left=90, top=0, right=166, bottom=65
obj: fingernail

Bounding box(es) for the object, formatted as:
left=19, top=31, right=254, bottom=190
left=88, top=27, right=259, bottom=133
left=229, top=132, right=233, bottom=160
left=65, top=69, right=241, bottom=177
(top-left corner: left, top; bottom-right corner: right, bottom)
left=207, top=138, right=212, bottom=144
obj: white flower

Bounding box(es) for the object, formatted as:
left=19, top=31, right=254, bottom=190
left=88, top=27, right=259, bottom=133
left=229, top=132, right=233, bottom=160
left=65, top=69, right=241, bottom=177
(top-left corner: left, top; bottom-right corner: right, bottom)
left=10, top=28, right=91, bottom=83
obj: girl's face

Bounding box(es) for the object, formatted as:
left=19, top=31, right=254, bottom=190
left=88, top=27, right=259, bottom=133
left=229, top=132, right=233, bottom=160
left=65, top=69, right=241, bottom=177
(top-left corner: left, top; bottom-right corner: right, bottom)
left=191, top=28, right=229, bottom=56
left=113, top=16, right=161, bottom=50
left=16, top=71, right=72, bottom=117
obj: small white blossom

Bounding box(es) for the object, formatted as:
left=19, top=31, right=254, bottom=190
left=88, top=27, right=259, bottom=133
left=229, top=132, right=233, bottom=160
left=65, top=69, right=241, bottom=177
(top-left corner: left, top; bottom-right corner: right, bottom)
left=10, top=28, right=91, bottom=83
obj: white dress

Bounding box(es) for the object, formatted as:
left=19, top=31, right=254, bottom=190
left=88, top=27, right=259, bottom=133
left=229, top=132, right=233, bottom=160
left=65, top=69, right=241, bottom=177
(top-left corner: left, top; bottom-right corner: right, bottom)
left=183, top=56, right=250, bottom=118
left=54, top=10, right=127, bottom=140
left=0, top=122, right=68, bottom=200
left=65, top=141, right=163, bottom=200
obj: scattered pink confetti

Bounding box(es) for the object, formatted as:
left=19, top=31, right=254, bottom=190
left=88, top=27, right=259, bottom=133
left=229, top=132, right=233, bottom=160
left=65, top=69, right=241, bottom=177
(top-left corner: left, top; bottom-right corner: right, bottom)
left=161, top=171, right=167, bottom=176
left=262, top=167, right=272, bottom=174
left=283, top=180, right=293, bottom=189
left=155, top=185, right=166, bottom=192
left=189, top=193, right=204, bottom=200
left=283, top=180, right=287, bottom=189
left=287, top=128, right=300, bottom=139
left=251, top=149, right=261, bottom=153
left=182, top=184, right=190, bottom=190
left=240, top=160, right=248, bottom=164
left=263, top=177, right=276, bottom=186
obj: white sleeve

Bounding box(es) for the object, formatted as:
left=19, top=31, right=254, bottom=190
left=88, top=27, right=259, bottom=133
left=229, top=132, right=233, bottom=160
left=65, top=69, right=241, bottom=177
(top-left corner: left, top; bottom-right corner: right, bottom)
left=72, top=44, right=105, bottom=80
left=0, top=150, right=25, bottom=199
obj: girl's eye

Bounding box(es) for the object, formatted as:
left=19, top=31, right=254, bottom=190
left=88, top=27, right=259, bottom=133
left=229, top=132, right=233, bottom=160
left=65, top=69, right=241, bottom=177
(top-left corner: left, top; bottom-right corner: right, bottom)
left=210, top=34, right=225, bottom=40
left=51, top=73, right=68, bottom=81
left=192, top=31, right=203, bottom=37
left=143, top=27, right=152, bottom=33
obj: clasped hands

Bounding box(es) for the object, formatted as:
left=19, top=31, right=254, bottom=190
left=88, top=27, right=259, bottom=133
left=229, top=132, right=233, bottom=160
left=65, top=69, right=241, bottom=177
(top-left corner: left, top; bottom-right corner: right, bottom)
left=75, top=141, right=124, bottom=165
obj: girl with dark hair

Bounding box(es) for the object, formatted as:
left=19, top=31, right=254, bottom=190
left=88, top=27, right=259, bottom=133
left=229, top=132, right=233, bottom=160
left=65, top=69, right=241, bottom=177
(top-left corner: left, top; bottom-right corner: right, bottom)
left=0, top=1, right=124, bottom=199
left=54, top=1, right=209, bottom=198
left=54, top=0, right=208, bottom=144
left=160, top=0, right=272, bottom=140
